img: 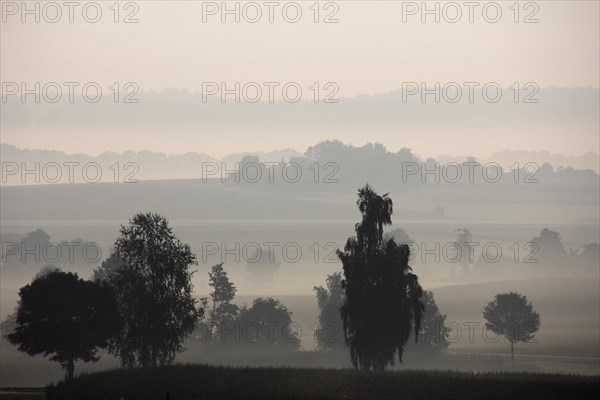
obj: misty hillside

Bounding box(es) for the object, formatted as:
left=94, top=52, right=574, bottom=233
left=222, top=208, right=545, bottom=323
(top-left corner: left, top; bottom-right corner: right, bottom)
left=2, top=141, right=599, bottom=224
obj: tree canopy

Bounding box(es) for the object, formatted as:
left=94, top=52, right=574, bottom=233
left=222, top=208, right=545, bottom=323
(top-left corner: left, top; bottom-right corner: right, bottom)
left=6, top=268, right=119, bottom=382
left=483, top=292, right=541, bottom=363
left=235, top=297, right=301, bottom=350
left=104, top=212, right=204, bottom=367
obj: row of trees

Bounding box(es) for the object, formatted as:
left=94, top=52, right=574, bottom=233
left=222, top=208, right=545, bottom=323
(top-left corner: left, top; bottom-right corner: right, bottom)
left=389, top=226, right=599, bottom=274
left=6, top=213, right=203, bottom=381
left=4, top=213, right=302, bottom=381
left=314, top=270, right=540, bottom=363
left=314, top=272, right=450, bottom=354
left=316, top=186, right=540, bottom=368
left=203, top=262, right=300, bottom=349
left=2, top=229, right=99, bottom=268
left=5, top=185, right=542, bottom=381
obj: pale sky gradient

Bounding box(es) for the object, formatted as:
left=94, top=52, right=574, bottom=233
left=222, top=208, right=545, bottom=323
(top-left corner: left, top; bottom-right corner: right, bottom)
left=1, top=0, right=599, bottom=157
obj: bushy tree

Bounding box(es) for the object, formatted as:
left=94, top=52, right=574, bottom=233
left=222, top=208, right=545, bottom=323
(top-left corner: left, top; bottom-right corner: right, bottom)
left=531, top=228, right=565, bottom=261
left=235, top=297, right=300, bottom=350
left=338, top=184, right=424, bottom=370
left=483, top=292, right=541, bottom=363
left=5, top=268, right=119, bottom=382
left=406, top=291, right=451, bottom=354
left=105, top=213, right=204, bottom=367
left=313, top=272, right=345, bottom=350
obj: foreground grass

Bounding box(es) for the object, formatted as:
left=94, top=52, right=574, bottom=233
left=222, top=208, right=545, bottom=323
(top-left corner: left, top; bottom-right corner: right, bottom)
left=47, top=364, right=600, bottom=400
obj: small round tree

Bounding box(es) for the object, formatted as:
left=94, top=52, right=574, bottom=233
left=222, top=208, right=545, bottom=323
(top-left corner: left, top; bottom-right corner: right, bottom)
left=5, top=268, right=119, bottom=382
left=483, top=292, right=541, bottom=363
left=236, top=297, right=300, bottom=350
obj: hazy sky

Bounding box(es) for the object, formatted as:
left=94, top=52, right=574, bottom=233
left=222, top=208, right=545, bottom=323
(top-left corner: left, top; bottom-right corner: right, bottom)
left=1, top=0, right=599, bottom=157
left=3, top=1, right=599, bottom=91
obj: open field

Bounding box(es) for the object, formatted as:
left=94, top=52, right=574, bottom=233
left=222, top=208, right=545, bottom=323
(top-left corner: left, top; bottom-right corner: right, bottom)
left=45, top=364, right=600, bottom=400
left=0, top=388, right=44, bottom=400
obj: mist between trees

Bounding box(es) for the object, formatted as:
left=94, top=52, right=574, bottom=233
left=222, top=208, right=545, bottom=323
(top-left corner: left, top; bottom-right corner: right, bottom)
left=2, top=185, right=559, bottom=383
left=1, top=319, right=540, bottom=347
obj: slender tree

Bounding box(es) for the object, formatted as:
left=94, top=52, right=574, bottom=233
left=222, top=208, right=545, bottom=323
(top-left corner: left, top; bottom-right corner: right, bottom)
left=208, top=263, right=239, bottom=341
left=483, top=292, right=541, bottom=363
left=338, top=184, right=424, bottom=370
left=106, top=213, right=204, bottom=367
left=6, top=268, right=119, bottom=382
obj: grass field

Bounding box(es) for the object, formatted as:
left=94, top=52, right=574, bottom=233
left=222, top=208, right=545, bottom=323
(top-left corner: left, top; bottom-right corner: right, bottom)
left=44, top=364, right=600, bottom=400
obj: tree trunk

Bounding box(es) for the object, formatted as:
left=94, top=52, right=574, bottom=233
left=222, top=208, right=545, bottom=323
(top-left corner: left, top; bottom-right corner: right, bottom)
left=212, top=301, right=217, bottom=330
left=510, top=340, right=514, bottom=364
left=67, top=358, right=74, bottom=382
left=210, top=300, right=217, bottom=345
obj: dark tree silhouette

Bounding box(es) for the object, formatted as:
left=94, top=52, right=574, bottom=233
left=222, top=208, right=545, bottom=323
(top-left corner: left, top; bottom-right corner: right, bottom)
left=313, top=272, right=345, bottom=350
left=406, top=291, right=451, bottom=354
left=209, top=263, right=239, bottom=341
left=5, top=268, right=118, bottom=382
left=338, top=184, right=424, bottom=370
left=105, top=213, right=204, bottom=367
left=483, top=292, right=541, bottom=363
left=235, top=297, right=300, bottom=350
